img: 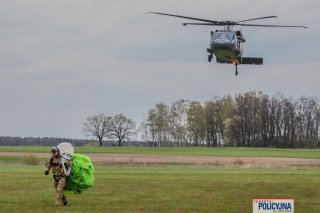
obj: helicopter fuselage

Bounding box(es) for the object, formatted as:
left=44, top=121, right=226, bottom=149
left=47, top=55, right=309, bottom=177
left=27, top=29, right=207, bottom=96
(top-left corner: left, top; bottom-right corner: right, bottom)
left=208, top=29, right=244, bottom=65
left=207, top=29, right=263, bottom=75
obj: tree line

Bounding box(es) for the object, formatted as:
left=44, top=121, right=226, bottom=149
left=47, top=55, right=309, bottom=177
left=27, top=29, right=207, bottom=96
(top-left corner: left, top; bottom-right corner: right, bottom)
left=0, top=137, right=91, bottom=146
left=140, top=92, right=320, bottom=148
left=1, top=91, right=319, bottom=148
left=0, top=136, right=145, bottom=147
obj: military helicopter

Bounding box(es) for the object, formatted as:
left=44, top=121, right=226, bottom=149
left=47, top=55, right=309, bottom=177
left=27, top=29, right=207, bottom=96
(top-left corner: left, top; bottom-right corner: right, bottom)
left=148, top=12, right=307, bottom=76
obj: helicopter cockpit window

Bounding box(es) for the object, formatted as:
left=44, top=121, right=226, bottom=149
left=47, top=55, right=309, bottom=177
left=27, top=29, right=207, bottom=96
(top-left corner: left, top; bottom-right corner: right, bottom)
left=212, top=32, right=235, bottom=41
left=226, top=32, right=235, bottom=41
left=212, top=32, right=222, bottom=39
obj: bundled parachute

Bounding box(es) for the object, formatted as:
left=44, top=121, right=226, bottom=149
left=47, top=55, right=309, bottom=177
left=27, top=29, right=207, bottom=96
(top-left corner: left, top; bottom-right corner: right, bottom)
left=64, top=153, right=95, bottom=194
left=57, top=142, right=95, bottom=194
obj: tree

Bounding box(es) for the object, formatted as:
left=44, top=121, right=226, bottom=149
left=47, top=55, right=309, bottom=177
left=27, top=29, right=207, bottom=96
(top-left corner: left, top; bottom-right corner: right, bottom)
left=140, top=120, right=154, bottom=147
left=230, top=91, right=262, bottom=147
left=296, top=97, right=320, bottom=147
left=187, top=101, right=206, bottom=146
left=204, top=97, right=234, bottom=147
left=146, top=102, right=171, bottom=147
left=83, top=114, right=110, bottom=147
left=107, top=114, right=136, bottom=146
left=204, top=101, right=218, bottom=147
left=169, top=99, right=190, bottom=146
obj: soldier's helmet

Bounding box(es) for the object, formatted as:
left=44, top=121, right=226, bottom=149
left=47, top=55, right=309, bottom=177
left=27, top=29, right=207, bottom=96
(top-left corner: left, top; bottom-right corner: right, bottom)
left=51, top=146, right=60, bottom=153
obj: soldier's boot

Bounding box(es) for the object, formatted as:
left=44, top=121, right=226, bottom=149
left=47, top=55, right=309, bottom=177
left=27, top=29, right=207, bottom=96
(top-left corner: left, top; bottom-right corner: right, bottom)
left=62, top=195, right=68, bottom=206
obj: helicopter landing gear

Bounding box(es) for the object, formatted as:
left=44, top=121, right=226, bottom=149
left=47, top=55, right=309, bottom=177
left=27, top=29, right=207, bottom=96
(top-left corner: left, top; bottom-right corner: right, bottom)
left=208, top=54, right=213, bottom=62
left=235, top=64, right=238, bottom=76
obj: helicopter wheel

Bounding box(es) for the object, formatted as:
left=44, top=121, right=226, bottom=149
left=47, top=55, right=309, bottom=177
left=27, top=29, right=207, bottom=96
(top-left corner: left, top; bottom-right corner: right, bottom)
left=208, top=55, right=212, bottom=62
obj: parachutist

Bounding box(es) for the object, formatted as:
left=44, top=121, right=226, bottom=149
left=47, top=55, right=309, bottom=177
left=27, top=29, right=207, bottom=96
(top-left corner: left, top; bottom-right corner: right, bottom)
left=44, top=142, right=94, bottom=206
left=44, top=147, right=72, bottom=207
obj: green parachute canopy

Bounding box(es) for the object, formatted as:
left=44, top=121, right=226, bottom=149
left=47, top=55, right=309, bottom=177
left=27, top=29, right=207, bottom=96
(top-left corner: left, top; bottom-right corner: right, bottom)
left=64, top=153, right=94, bottom=194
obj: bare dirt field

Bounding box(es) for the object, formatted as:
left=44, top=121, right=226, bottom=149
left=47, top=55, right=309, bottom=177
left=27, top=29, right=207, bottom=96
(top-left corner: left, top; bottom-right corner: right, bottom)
left=1, top=152, right=320, bottom=168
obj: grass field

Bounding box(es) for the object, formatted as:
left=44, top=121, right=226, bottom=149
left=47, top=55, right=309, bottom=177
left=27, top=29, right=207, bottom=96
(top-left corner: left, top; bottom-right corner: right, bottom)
left=0, top=164, right=319, bottom=213
left=1, top=146, right=320, bottom=159
left=0, top=147, right=319, bottom=212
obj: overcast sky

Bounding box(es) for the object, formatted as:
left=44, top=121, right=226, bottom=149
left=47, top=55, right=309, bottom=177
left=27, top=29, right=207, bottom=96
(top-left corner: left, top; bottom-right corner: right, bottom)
left=0, top=0, right=319, bottom=138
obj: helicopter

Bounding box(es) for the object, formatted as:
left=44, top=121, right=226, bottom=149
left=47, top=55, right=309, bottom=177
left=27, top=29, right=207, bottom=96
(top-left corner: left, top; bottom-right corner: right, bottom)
left=148, top=12, right=307, bottom=76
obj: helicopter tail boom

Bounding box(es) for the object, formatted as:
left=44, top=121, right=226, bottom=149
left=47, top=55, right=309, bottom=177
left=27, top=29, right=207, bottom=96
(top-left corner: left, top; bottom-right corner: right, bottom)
left=240, top=57, right=263, bottom=65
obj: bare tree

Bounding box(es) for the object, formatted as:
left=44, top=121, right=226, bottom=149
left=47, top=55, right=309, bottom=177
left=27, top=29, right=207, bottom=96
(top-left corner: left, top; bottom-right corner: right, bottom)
left=187, top=101, right=206, bottom=146
left=296, top=97, right=319, bottom=147
left=170, top=99, right=190, bottom=146
left=204, top=101, right=218, bottom=147
left=83, top=114, right=110, bottom=147
left=146, top=102, right=171, bottom=147
left=140, top=120, right=154, bottom=147
left=107, top=114, right=136, bottom=146
left=204, top=97, right=234, bottom=147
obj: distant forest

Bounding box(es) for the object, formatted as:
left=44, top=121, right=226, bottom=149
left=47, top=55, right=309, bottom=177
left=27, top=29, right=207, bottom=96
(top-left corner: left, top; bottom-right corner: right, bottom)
left=0, top=136, right=144, bottom=147
left=0, top=137, right=92, bottom=146
left=141, top=91, right=320, bottom=148
left=1, top=91, right=320, bottom=148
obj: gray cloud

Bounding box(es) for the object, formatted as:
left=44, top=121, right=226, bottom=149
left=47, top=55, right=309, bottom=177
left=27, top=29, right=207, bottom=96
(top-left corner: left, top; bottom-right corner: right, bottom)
left=0, top=0, right=319, bottom=138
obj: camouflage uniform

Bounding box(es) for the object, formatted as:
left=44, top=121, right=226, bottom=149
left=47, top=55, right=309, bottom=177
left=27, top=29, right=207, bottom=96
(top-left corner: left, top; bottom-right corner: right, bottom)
left=45, top=155, right=71, bottom=206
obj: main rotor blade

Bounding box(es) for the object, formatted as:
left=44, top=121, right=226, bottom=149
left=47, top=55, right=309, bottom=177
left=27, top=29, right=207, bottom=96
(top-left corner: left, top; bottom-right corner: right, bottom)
left=148, top=12, right=308, bottom=29
left=148, top=12, right=223, bottom=25
left=236, top=16, right=277, bottom=23
left=182, top=23, right=224, bottom=26
left=236, top=23, right=308, bottom=28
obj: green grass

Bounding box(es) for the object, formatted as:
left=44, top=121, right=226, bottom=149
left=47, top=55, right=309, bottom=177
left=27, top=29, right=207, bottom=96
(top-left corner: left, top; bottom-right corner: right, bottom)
left=0, top=165, right=319, bottom=213
left=1, top=147, right=318, bottom=212
left=0, top=146, right=320, bottom=159
left=22, top=154, right=42, bottom=165
left=0, top=156, right=22, bottom=163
